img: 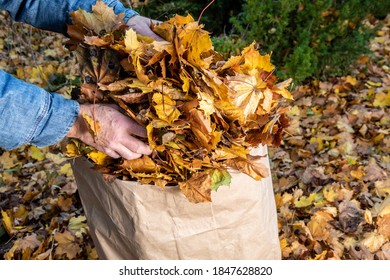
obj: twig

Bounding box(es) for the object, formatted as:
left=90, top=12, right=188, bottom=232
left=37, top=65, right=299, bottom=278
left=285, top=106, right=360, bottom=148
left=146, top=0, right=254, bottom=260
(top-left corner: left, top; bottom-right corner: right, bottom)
left=198, top=0, right=215, bottom=23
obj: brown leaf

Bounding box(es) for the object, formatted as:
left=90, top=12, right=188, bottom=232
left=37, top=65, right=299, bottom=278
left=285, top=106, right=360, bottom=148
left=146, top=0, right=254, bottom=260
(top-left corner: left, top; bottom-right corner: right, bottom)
left=54, top=230, right=81, bottom=259
left=226, top=154, right=269, bottom=180
left=338, top=201, right=363, bottom=234
left=179, top=172, right=211, bottom=203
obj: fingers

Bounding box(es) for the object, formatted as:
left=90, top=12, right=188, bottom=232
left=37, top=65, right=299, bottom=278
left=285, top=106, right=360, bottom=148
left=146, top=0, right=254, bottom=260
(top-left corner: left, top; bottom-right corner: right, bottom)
left=127, top=15, right=165, bottom=42
left=122, top=135, right=151, bottom=156
left=126, top=123, right=147, bottom=138
left=103, top=148, right=121, bottom=159
left=114, top=144, right=143, bottom=160
left=108, top=137, right=150, bottom=161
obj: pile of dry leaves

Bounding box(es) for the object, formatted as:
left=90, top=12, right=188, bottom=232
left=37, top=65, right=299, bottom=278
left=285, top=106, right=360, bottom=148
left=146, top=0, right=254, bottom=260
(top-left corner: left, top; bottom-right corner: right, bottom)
left=64, top=1, right=292, bottom=203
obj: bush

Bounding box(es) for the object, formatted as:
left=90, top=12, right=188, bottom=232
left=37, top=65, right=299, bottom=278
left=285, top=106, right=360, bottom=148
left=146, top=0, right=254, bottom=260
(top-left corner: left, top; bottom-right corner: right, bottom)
left=132, top=0, right=244, bottom=35
left=229, top=0, right=384, bottom=84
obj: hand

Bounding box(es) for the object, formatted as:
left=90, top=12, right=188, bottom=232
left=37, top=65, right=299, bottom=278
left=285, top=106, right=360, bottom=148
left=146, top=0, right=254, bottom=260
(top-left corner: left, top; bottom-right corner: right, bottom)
left=126, top=15, right=164, bottom=41
left=67, top=104, right=151, bottom=160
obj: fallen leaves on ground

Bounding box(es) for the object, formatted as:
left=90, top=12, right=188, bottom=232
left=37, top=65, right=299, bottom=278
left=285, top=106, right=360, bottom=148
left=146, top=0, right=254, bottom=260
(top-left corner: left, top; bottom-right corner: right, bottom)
left=0, top=11, right=96, bottom=260
left=272, top=15, right=390, bottom=259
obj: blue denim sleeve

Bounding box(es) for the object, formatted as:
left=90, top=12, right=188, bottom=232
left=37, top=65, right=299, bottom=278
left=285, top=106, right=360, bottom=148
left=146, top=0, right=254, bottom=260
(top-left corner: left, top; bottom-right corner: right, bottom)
left=0, top=70, right=80, bottom=150
left=0, top=0, right=138, bottom=34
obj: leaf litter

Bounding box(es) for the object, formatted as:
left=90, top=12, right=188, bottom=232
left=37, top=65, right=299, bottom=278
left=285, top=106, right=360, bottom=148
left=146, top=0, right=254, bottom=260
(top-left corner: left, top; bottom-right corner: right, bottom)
left=0, top=4, right=389, bottom=259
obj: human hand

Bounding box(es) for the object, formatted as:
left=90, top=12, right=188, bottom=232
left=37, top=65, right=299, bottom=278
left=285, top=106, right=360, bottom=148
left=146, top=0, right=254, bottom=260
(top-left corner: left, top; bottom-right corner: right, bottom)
left=126, top=15, right=164, bottom=41
left=67, top=104, right=151, bottom=160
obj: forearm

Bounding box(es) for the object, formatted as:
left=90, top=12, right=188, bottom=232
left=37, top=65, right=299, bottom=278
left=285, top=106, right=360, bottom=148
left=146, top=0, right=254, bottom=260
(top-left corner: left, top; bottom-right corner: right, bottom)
left=0, top=0, right=138, bottom=35
left=0, top=70, right=79, bottom=150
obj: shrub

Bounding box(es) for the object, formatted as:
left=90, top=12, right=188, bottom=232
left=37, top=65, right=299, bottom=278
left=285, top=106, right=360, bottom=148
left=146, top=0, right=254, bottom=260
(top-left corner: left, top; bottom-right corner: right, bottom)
left=230, top=0, right=383, bottom=84
left=132, top=0, right=244, bottom=35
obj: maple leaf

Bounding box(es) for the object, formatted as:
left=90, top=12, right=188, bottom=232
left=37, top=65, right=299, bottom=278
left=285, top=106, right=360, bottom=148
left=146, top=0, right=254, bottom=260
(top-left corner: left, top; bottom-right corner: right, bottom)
left=153, top=93, right=181, bottom=123
left=178, top=21, right=213, bottom=68
left=361, top=232, right=387, bottom=253
left=179, top=172, right=212, bottom=203
left=69, top=0, right=125, bottom=36
left=4, top=234, right=41, bottom=260
left=241, top=42, right=275, bottom=74
left=54, top=230, right=81, bottom=259
left=226, top=74, right=265, bottom=118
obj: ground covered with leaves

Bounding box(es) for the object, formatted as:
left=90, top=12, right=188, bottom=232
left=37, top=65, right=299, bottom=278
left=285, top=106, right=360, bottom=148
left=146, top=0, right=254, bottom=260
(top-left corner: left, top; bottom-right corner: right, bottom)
left=0, top=10, right=389, bottom=259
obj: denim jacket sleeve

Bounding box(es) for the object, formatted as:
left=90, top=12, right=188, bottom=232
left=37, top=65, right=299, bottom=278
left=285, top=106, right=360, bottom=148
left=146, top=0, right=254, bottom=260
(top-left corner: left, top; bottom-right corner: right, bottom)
left=0, top=71, right=79, bottom=150
left=0, top=0, right=138, bottom=34
left=0, top=0, right=138, bottom=150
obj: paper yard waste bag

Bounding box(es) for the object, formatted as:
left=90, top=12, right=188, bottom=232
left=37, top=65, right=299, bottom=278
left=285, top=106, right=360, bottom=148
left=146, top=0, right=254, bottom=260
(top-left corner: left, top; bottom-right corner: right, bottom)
left=71, top=145, right=281, bottom=260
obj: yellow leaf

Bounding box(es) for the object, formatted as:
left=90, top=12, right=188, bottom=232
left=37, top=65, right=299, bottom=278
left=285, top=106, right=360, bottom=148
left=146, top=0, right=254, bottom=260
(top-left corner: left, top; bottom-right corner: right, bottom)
left=294, top=193, right=323, bottom=208
left=345, top=75, right=357, bottom=86
left=323, top=185, right=339, bottom=202
left=0, top=151, right=19, bottom=169
left=64, top=141, right=81, bottom=157
left=29, top=146, right=46, bottom=161
left=179, top=21, right=213, bottom=68
left=82, top=113, right=100, bottom=140
left=241, top=43, right=274, bottom=73
left=59, top=163, right=73, bottom=177
left=366, top=80, right=382, bottom=87
left=350, top=166, right=365, bottom=180
left=169, top=14, right=195, bottom=25
left=124, top=28, right=141, bottom=52
left=364, top=209, right=373, bottom=224
left=361, top=232, right=386, bottom=253
left=87, top=150, right=111, bottom=166
left=1, top=210, right=13, bottom=235
left=307, top=212, right=332, bottom=241
left=121, top=155, right=158, bottom=173
left=373, top=92, right=390, bottom=108
left=275, top=78, right=293, bottom=99
left=226, top=74, right=263, bottom=118
left=153, top=93, right=181, bottom=123
left=70, top=0, right=124, bottom=35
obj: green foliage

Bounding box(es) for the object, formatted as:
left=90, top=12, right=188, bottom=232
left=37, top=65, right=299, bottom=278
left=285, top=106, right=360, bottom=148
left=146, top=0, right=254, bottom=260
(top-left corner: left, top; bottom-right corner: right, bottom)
left=133, top=0, right=244, bottom=35
left=228, top=0, right=383, bottom=84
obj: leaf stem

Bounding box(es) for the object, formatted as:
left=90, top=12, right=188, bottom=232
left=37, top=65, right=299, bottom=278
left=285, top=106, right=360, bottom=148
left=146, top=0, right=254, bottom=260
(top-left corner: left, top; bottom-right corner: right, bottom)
left=197, top=0, right=215, bottom=23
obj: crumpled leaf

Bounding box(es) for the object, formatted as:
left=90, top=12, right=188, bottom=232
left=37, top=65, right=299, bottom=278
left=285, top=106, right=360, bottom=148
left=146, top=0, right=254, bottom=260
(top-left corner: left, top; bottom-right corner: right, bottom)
left=179, top=172, right=212, bottom=203
left=225, top=154, right=269, bottom=180
left=210, top=169, right=232, bottom=191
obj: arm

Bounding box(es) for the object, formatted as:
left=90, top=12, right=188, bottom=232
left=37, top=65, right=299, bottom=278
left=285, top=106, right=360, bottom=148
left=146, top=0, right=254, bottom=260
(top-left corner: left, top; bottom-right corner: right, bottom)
left=0, top=70, right=150, bottom=159
left=0, top=70, right=79, bottom=150
left=0, top=0, right=138, bottom=35
left=0, top=0, right=155, bottom=159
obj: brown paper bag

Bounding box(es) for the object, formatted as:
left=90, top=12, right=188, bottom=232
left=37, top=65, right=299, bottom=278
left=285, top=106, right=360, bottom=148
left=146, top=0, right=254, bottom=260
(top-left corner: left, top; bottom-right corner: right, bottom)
left=71, top=145, right=281, bottom=260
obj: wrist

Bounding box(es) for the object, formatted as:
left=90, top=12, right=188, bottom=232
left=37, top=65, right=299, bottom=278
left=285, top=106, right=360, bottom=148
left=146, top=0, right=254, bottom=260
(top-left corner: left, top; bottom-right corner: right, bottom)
left=66, top=104, right=90, bottom=139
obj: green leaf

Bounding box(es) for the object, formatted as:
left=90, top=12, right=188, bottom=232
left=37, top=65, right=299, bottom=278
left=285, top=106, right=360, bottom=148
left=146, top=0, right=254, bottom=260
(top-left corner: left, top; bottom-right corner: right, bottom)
left=210, top=169, right=232, bottom=191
